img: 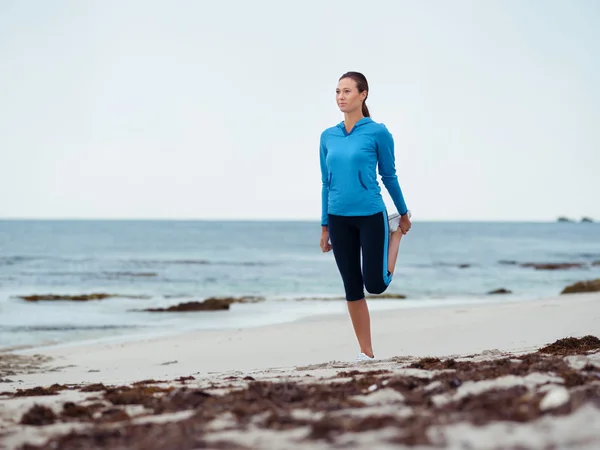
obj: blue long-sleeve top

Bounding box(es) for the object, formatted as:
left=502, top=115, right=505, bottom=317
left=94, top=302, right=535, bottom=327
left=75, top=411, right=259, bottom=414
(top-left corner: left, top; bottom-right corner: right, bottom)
left=319, top=117, right=408, bottom=226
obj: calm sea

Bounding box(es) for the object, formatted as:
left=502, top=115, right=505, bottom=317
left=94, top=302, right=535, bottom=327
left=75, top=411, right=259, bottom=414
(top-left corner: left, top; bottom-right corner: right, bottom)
left=1, top=220, right=599, bottom=350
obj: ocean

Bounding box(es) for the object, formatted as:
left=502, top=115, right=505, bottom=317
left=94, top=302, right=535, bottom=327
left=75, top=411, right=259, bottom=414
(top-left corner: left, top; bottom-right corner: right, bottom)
left=1, top=219, right=599, bottom=351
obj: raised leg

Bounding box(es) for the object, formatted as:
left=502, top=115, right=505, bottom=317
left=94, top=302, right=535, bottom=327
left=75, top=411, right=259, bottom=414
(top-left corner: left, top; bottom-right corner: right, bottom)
left=387, top=229, right=403, bottom=275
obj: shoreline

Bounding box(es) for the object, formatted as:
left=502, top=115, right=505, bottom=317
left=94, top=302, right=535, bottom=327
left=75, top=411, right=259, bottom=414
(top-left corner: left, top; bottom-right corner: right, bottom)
left=4, top=293, right=547, bottom=357
left=3, top=292, right=599, bottom=388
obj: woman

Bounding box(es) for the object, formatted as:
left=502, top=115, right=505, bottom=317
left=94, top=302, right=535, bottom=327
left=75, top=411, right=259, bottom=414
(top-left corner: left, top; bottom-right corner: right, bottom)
left=319, top=71, right=411, bottom=362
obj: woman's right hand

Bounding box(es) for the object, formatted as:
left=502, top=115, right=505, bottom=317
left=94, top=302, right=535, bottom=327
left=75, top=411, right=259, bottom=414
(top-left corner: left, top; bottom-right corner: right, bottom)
left=320, top=229, right=332, bottom=252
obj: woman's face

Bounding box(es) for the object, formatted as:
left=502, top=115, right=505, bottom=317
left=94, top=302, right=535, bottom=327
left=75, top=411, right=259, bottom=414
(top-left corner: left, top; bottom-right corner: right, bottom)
left=336, top=78, right=366, bottom=114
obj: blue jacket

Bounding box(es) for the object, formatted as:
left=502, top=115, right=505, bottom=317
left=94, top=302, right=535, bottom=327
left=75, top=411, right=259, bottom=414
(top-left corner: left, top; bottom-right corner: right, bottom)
left=320, top=117, right=408, bottom=226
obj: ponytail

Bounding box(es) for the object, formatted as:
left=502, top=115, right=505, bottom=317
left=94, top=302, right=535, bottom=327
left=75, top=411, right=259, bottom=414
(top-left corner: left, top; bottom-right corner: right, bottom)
left=361, top=101, right=370, bottom=118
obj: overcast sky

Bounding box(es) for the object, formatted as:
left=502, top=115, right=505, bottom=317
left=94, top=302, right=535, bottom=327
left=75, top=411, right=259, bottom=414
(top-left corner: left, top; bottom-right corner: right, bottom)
left=1, top=0, right=598, bottom=221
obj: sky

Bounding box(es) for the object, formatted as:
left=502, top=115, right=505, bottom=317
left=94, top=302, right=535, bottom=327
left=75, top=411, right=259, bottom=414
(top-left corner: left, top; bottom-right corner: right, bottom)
left=0, top=0, right=598, bottom=221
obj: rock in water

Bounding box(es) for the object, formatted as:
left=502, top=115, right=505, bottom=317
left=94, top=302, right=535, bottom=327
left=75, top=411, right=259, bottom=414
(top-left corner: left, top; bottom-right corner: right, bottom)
left=20, top=293, right=113, bottom=302
left=560, top=279, right=600, bottom=294
left=487, top=288, right=512, bottom=295
left=520, top=262, right=584, bottom=270
left=143, top=299, right=230, bottom=312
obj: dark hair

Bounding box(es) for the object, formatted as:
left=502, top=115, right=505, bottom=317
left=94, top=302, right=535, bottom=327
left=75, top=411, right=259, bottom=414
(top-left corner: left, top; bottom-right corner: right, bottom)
left=339, top=71, right=370, bottom=117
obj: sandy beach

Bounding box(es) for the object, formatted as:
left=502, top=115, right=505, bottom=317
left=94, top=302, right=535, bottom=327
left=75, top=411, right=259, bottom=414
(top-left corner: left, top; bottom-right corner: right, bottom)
left=1, top=292, right=600, bottom=449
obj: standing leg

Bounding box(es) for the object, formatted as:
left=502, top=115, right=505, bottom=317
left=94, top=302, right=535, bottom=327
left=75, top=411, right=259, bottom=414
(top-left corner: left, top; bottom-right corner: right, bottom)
left=328, top=215, right=373, bottom=358
left=346, top=298, right=374, bottom=358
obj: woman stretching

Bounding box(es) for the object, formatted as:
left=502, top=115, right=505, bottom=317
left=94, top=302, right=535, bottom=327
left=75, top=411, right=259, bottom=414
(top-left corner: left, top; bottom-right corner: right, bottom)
left=319, top=71, right=412, bottom=362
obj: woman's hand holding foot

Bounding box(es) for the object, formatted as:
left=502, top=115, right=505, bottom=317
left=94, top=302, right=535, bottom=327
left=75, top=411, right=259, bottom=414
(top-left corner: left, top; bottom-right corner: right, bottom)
left=399, top=213, right=412, bottom=235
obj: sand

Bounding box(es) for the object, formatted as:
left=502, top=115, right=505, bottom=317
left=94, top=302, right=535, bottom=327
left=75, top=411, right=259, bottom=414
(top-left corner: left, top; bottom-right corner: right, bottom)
left=1, top=292, right=599, bottom=449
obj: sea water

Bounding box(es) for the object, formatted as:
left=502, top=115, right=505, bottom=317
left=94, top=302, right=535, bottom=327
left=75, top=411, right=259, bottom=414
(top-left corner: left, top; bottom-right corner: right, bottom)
left=1, top=220, right=599, bottom=350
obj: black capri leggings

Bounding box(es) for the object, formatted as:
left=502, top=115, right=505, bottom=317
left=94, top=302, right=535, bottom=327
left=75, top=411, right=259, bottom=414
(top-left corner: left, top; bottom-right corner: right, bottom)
left=328, top=211, right=393, bottom=301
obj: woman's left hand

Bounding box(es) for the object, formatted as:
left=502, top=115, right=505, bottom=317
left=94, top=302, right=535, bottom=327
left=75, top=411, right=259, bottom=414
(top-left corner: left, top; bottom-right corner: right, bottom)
left=399, top=214, right=411, bottom=234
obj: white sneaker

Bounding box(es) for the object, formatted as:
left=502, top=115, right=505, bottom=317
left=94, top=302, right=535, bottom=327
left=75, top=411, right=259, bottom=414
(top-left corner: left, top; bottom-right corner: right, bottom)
left=355, top=352, right=375, bottom=362
left=388, top=210, right=411, bottom=233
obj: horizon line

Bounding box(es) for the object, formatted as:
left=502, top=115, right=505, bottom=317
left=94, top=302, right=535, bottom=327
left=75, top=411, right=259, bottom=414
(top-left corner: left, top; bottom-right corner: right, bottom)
left=0, top=217, right=595, bottom=223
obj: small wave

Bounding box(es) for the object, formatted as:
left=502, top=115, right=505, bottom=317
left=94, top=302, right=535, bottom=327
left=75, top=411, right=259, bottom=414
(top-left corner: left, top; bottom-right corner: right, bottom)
left=215, top=261, right=271, bottom=267
left=17, top=271, right=97, bottom=276
left=3, top=257, right=272, bottom=268
left=15, top=271, right=158, bottom=278
left=0, top=256, right=97, bottom=266
left=101, top=272, right=158, bottom=278
left=577, top=253, right=600, bottom=259
left=130, top=259, right=271, bottom=267
left=172, top=260, right=272, bottom=267
left=162, top=260, right=210, bottom=265
left=551, top=252, right=600, bottom=260
left=0, top=256, right=39, bottom=266
left=0, top=325, right=144, bottom=332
